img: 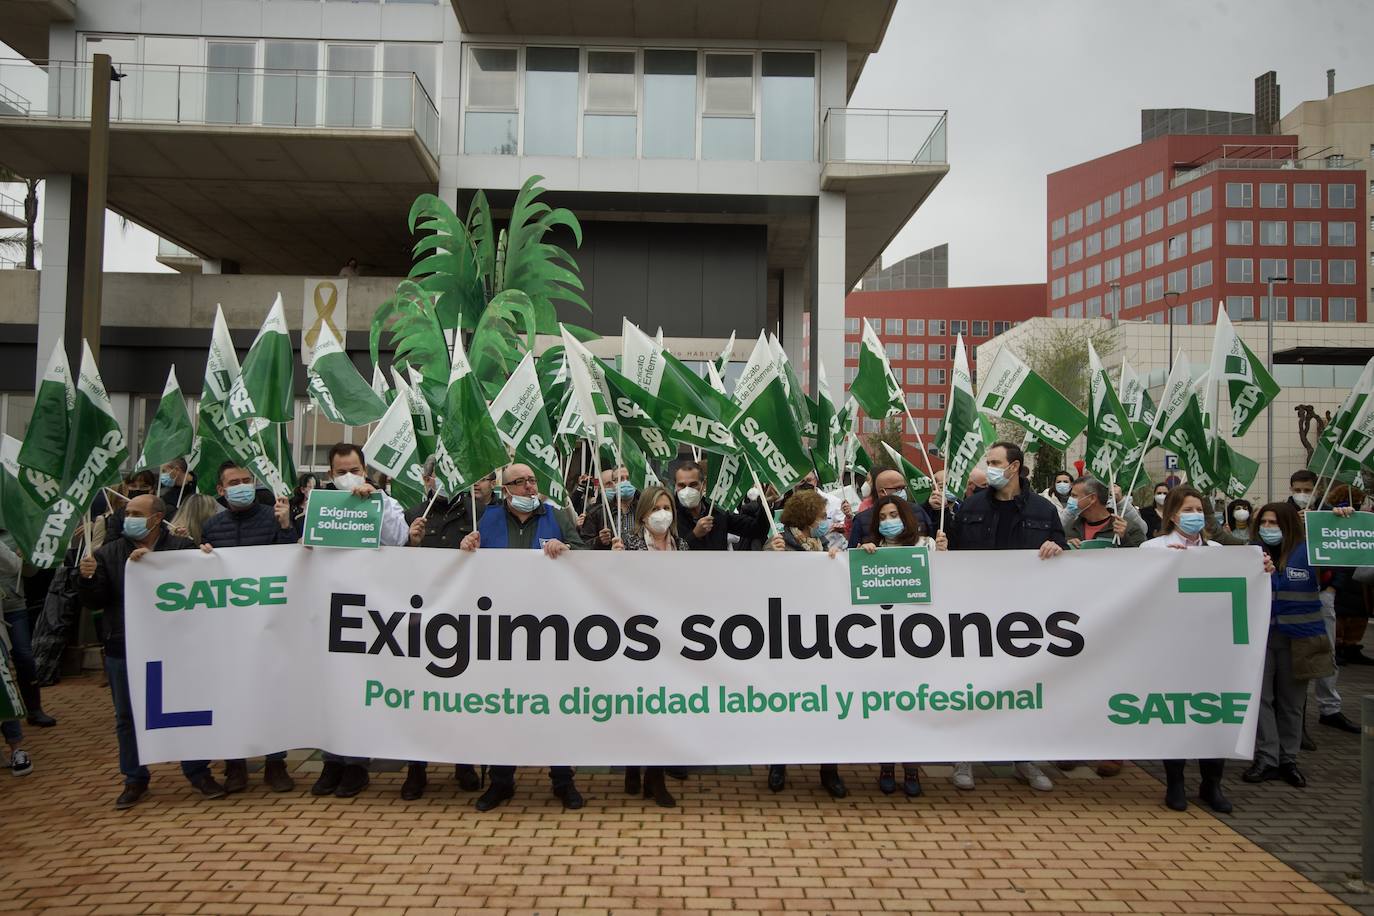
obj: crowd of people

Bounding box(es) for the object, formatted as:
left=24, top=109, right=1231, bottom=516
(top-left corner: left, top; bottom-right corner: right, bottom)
left=2, top=440, right=1370, bottom=817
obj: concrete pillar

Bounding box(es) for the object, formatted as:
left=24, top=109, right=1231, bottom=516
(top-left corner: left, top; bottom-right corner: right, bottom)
left=780, top=266, right=806, bottom=391
left=814, top=190, right=847, bottom=406
left=35, top=174, right=87, bottom=384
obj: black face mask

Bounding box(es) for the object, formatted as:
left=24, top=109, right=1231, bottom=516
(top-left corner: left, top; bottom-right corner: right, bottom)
left=797, top=482, right=816, bottom=491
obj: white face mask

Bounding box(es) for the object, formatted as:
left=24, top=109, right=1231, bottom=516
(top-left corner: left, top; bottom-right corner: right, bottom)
left=676, top=486, right=702, bottom=509
left=860, top=481, right=872, bottom=499
left=1154, top=493, right=1166, bottom=505
left=1292, top=492, right=1311, bottom=508
left=1233, top=509, right=1250, bottom=523
left=646, top=508, right=673, bottom=535
left=747, top=487, right=761, bottom=502
left=333, top=472, right=366, bottom=492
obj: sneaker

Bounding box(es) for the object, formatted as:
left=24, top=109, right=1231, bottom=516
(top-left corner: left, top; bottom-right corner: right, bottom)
left=1014, top=762, right=1053, bottom=792
left=264, top=759, right=295, bottom=793
left=9, top=748, right=32, bottom=776
left=115, top=783, right=148, bottom=810
left=334, top=763, right=370, bottom=798
left=311, top=760, right=345, bottom=796
left=190, top=774, right=228, bottom=800
left=951, top=762, right=975, bottom=791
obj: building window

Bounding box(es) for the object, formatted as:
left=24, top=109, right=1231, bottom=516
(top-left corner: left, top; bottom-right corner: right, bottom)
left=1328, top=184, right=1356, bottom=208
left=972, top=320, right=990, bottom=337
left=1259, top=183, right=1287, bottom=208
left=1124, top=215, right=1143, bottom=242
left=1104, top=191, right=1121, bottom=217
left=1226, top=258, right=1253, bottom=283
left=1051, top=217, right=1066, bottom=240
left=862, top=418, right=879, bottom=434
left=1294, top=221, right=1321, bottom=246
left=1330, top=259, right=1356, bottom=284
left=1225, top=220, right=1253, bottom=245
left=643, top=49, right=697, bottom=158
left=1226, top=182, right=1252, bottom=208
left=906, top=343, right=924, bottom=360
left=1190, top=186, right=1212, bottom=216
left=1144, top=241, right=1164, bottom=268
left=1295, top=259, right=1321, bottom=284
left=1226, top=296, right=1255, bottom=320
left=1145, top=276, right=1165, bottom=302
left=1124, top=181, right=1142, bottom=209
left=928, top=320, right=945, bottom=337
left=1167, top=234, right=1187, bottom=260
left=264, top=41, right=319, bottom=126
left=905, top=368, right=924, bottom=385
left=992, top=321, right=1012, bottom=335
left=1051, top=247, right=1066, bottom=269
left=1145, top=207, right=1164, bottom=234
left=1124, top=283, right=1143, bottom=308
left=1104, top=223, right=1121, bottom=250
left=1124, top=249, right=1142, bottom=275
left=1328, top=221, right=1356, bottom=246
left=1191, top=298, right=1213, bottom=324
left=930, top=394, right=946, bottom=411
left=844, top=342, right=859, bottom=359
left=523, top=46, right=580, bottom=156
left=1144, top=171, right=1164, bottom=199
left=884, top=343, right=901, bottom=359
left=930, top=369, right=947, bottom=386
left=1104, top=256, right=1121, bottom=282
left=929, top=343, right=946, bottom=361
left=1085, top=296, right=1102, bottom=318
left=1171, top=303, right=1189, bottom=325
left=1068, top=240, right=1083, bottom=263
left=464, top=47, right=519, bottom=154
left=1329, top=297, right=1357, bottom=321
left=1191, top=223, right=1213, bottom=251
left=906, top=319, right=925, bottom=336
left=885, top=318, right=903, bottom=335
left=1068, top=209, right=1083, bottom=232
left=1085, top=232, right=1102, bottom=257
left=1259, top=221, right=1286, bottom=245
left=906, top=393, right=924, bottom=409
left=760, top=51, right=815, bottom=161
left=1085, top=264, right=1102, bottom=288
left=1167, top=268, right=1188, bottom=295
left=1259, top=296, right=1288, bottom=321
left=844, top=365, right=858, bottom=384
left=845, top=317, right=860, bottom=333
left=1167, top=198, right=1188, bottom=225
left=1068, top=301, right=1084, bottom=318
left=702, top=52, right=756, bottom=160
left=867, top=316, right=882, bottom=330
left=1068, top=271, right=1083, bottom=294
left=1259, top=260, right=1286, bottom=284
left=949, top=319, right=968, bottom=336
left=1294, top=297, right=1322, bottom=321
left=1085, top=201, right=1102, bottom=225
left=1294, top=183, right=1321, bottom=208
left=1192, top=260, right=1213, bottom=289
left=584, top=49, right=638, bottom=157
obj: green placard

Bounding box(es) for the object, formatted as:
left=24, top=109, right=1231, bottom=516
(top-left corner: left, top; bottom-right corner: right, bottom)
left=1305, top=510, right=1374, bottom=566
left=304, top=488, right=384, bottom=549
left=848, top=546, right=932, bottom=605
left=1072, top=538, right=1115, bottom=551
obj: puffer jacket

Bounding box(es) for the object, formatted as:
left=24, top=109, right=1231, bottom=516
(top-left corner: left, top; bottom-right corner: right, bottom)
left=200, top=501, right=300, bottom=548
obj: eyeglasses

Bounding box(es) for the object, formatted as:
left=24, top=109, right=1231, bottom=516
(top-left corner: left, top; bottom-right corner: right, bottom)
left=505, top=476, right=539, bottom=488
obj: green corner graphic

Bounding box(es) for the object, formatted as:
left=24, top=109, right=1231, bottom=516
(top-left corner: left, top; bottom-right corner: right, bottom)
left=1177, top=577, right=1248, bottom=645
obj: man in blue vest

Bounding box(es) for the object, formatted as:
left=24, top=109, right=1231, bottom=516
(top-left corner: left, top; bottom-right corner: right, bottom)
left=460, top=462, right=587, bottom=811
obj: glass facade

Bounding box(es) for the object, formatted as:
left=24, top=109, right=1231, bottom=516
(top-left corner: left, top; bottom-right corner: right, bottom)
left=642, top=50, right=696, bottom=158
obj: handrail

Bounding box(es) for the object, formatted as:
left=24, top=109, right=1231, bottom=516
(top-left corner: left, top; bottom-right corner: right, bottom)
left=821, top=107, right=948, bottom=166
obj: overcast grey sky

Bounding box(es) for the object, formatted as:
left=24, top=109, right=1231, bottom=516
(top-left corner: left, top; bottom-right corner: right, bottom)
left=850, top=0, right=1374, bottom=287
left=6, top=0, right=1374, bottom=280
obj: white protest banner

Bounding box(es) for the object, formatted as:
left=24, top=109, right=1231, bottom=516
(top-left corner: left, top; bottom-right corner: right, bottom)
left=302, top=277, right=348, bottom=366
left=126, top=547, right=1268, bottom=766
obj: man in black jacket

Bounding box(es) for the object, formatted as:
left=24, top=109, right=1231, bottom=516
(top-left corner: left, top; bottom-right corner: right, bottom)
left=670, top=459, right=768, bottom=550
left=193, top=461, right=301, bottom=794
left=935, top=442, right=1065, bottom=795
left=78, top=494, right=212, bottom=809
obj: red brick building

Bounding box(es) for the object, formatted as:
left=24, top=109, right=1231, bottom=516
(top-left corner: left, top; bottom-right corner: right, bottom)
left=842, top=284, right=1047, bottom=454
left=1046, top=135, right=1367, bottom=325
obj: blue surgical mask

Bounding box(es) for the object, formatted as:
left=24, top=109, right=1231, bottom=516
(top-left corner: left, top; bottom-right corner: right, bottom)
left=616, top=481, right=636, bottom=500
left=813, top=519, right=832, bottom=538
left=123, top=516, right=150, bottom=540
left=1055, top=481, right=1071, bottom=496
left=892, top=488, right=908, bottom=502
left=1065, top=497, right=1080, bottom=515
left=510, top=494, right=541, bottom=513
left=985, top=466, right=1009, bottom=490
left=1259, top=526, right=1283, bottom=546
left=159, top=472, right=174, bottom=488
left=1177, top=512, right=1206, bottom=535
left=225, top=483, right=256, bottom=508
left=1212, top=512, right=1226, bottom=527
left=877, top=518, right=904, bottom=539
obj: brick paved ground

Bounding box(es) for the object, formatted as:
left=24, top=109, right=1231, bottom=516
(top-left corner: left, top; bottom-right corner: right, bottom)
left=0, top=676, right=1359, bottom=915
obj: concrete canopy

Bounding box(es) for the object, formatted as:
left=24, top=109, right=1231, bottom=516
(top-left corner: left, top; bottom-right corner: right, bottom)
left=448, top=0, right=896, bottom=95
left=0, top=0, right=75, bottom=63
left=822, top=161, right=949, bottom=289
left=0, top=119, right=438, bottom=275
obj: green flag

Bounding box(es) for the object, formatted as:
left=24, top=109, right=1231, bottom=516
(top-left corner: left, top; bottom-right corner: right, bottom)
left=1157, top=355, right=1220, bottom=493
left=28, top=341, right=130, bottom=568
left=488, top=352, right=566, bottom=503
left=936, top=334, right=990, bottom=499
left=393, top=368, right=437, bottom=464
left=227, top=294, right=295, bottom=430
left=1310, top=357, right=1374, bottom=483
left=137, top=366, right=194, bottom=470
left=1084, top=340, right=1142, bottom=484
left=850, top=320, right=904, bottom=422
left=976, top=346, right=1088, bottom=451
left=562, top=324, right=623, bottom=448
left=1210, top=308, right=1281, bottom=438
left=879, top=442, right=934, bottom=505
left=702, top=363, right=749, bottom=510
left=363, top=392, right=425, bottom=509
left=809, top=360, right=840, bottom=486
left=600, top=362, right=677, bottom=467
left=1116, top=358, right=1157, bottom=491
left=433, top=330, right=508, bottom=498
left=621, top=319, right=737, bottom=454
left=197, top=306, right=290, bottom=498
left=16, top=341, right=74, bottom=504
left=371, top=364, right=394, bottom=405
left=306, top=326, right=387, bottom=426
left=713, top=332, right=736, bottom=380
left=1, top=436, right=49, bottom=565
left=728, top=333, right=811, bottom=491
left=769, top=334, right=817, bottom=443
left=1212, top=437, right=1259, bottom=499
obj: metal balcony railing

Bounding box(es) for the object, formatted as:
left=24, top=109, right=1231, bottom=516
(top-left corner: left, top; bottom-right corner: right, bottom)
left=1170, top=144, right=1365, bottom=188
left=0, top=58, right=440, bottom=156
left=821, top=108, right=947, bottom=166
left=0, top=190, right=23, bottom=222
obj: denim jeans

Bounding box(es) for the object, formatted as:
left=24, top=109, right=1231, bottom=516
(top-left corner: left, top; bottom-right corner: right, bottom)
left=105, top=654, right=208, bottom=785
left=1, top=718, right=19, bottom=744
left=4, top=608, right=35, bottom=687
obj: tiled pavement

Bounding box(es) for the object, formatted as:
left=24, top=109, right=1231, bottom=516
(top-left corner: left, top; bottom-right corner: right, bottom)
left=0, top=676, right=1363, bottom=916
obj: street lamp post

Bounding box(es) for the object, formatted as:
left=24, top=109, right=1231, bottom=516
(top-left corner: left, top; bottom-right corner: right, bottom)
left=1163, top=290, right=1181, bottom=373
left=1264, top=274, right=1289, bottom=502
